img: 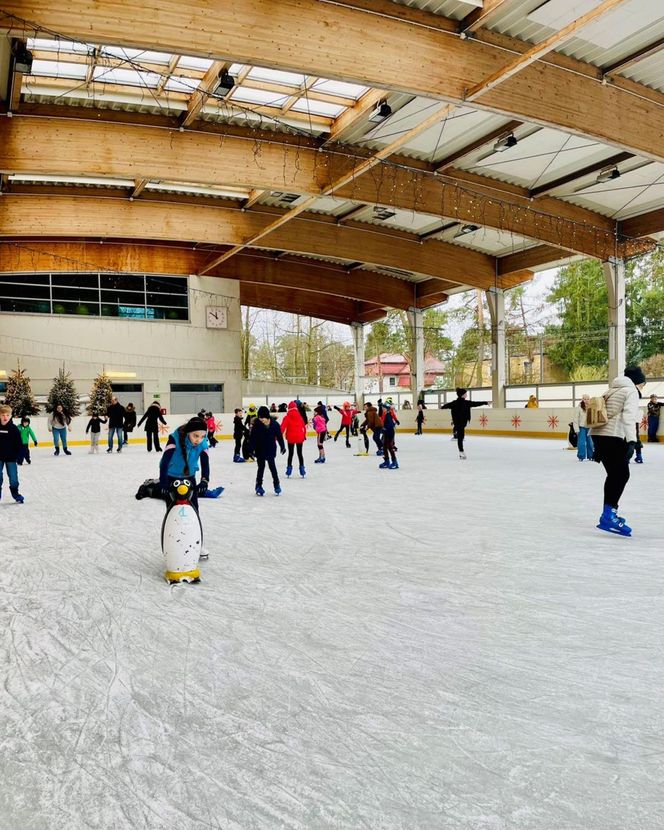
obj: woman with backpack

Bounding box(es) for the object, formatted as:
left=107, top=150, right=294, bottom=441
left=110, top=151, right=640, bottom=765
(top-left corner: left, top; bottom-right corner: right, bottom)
left=589, top=366, right=645, bottom=536
left=573, top=395, right=594, bottom=461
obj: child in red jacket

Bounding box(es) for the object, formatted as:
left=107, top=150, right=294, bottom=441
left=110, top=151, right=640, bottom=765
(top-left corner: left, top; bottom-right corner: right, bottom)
left=281, top=400, right=307, bottom=477
left=333, top=401, right=358, bottom=448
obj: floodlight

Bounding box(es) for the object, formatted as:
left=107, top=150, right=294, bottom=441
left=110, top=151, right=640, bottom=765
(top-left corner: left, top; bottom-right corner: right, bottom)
left=454, top=224, right=479, bottom=239
left=213, top=70, right=235, bottom=94
left=368, top=101, right=392, bottom=124
left=12, top=40, right=33, bottom=75
left=595, top=167, right=620, bottom=184
left=493, top=133, right=518, bottom=153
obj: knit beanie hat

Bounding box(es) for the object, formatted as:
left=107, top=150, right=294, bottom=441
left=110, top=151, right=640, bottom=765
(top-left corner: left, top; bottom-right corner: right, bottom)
left=185, top=417, right=207, bottom=433
left=624, top=366, right=646, bottom=386
left=257, top=405, right=271, bottom=419
left=456, top=387, right=467, bottom=397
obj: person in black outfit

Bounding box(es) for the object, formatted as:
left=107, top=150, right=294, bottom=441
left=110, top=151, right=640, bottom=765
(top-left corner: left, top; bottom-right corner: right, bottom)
left=441, top=387, right=489, bottom=459
left=232, top=408, right=246, bottom=462
left=136, top=400, right=168, bottom=452
left=250, top=406, right=286, bottom=496
left=85, top=411, right=107, bottom=453
left=123, top=402, right=137, bottom=446
left=0, top=405, right=25, bottom=502
left=415, top=403, right=425, bottom=435
left=106, top=396, right=126, bottom=453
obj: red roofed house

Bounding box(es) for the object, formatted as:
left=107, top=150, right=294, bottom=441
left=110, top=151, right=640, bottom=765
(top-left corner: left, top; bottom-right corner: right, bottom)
left=364, top=353, right=446, bottom=393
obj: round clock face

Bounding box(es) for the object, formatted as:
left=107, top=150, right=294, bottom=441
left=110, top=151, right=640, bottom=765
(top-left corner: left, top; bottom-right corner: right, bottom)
left=206, top=307, right=227, bottom=328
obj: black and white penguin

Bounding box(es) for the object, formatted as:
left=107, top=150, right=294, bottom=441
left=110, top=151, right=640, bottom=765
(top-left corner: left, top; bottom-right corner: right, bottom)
left=161, top=478, right=203, bottom=584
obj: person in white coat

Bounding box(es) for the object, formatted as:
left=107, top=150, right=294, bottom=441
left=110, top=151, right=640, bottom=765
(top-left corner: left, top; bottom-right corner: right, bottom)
left=590, top=366, right=645, bottom=535
left=573, top=394, right=594, bottom=461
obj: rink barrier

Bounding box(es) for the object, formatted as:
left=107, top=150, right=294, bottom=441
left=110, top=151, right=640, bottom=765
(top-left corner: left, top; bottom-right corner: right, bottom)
left=18, top=408, right=658, bottom=446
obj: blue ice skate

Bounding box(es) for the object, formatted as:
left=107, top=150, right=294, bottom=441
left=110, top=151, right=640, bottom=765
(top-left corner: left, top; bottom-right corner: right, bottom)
left=285, top=464, right=293, bottom=477
left=233, top=454, right=245, bottom=463
left=255, top=486, right=265, bottom=497
left=597, top=505, right=631, bottom=536
left=10, top=488, right=24, bottom=504
left=376, top=450, right=383, bottom=456
left=202, top=486, right=224, bottom=498
left=389, top=461, right=399, bottom=469
left=378, top=461, right=390, bottom=469
left=274, top=485, right=282, bottom=496
left=635, top=455, right=644, bottom=464
left=299, top=465, right=306, bottom=478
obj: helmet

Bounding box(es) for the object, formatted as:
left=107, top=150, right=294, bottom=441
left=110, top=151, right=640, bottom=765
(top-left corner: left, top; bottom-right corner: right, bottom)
left=385, top=397, right=393, bottom=405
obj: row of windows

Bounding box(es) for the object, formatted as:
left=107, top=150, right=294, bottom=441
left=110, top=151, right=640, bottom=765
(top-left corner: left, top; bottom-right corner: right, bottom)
left=0, top=274, right=189, bottom=320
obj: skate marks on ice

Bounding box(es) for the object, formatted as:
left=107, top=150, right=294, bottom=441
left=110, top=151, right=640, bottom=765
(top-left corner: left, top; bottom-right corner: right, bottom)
left=1, top=438, right=663, bottom=828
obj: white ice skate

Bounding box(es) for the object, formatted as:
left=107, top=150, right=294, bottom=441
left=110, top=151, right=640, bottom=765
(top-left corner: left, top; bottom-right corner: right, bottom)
left=459, top=452, right=467, bottom=460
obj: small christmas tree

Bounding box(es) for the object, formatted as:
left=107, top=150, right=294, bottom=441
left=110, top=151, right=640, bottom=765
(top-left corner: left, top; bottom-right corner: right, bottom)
left=4, top=362, right=40, bottom=418
left=47, top=367, right=81, bottom=417
left=87, top=372, right=113, bottom=415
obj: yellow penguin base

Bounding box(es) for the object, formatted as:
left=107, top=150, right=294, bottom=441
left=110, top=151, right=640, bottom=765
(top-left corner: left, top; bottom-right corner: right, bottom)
left=165, top=569, right=201, bottom=584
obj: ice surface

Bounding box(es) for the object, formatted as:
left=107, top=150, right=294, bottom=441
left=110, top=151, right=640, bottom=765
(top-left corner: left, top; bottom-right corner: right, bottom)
left=1, top=435, right=663, bottom=829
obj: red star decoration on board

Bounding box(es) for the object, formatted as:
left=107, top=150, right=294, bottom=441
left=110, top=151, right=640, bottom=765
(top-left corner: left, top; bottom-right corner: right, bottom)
left=159, top=423, right=169, bottom=435
left=640, top=415, right=648, bottom=430
left=511, top=415, right=522, bottom=429
left=215, top=418, right=223, bottom=431
left=479, top=414, right=488, bottom=427
left=547, top=415, right=559, bottom=429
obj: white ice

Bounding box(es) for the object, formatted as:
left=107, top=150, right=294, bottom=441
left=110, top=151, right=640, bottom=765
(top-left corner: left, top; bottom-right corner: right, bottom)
left=1, top=434, right=663, bottom=829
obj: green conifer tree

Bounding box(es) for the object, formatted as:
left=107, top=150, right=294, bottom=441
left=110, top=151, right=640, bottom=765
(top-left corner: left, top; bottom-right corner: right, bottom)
left=4, top=363, right=40, bottom=417
left=87, top=372, right=113, bottom=415
left=47, top=367, right=81, bottom=416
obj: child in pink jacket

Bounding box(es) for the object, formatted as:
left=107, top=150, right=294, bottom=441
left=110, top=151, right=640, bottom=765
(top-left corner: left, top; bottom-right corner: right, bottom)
left=312, top=406, right=327, bottom=464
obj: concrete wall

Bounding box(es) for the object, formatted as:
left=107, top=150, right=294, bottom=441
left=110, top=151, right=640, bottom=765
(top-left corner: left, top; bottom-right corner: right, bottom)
left=0, top=276, right=242, bottom=412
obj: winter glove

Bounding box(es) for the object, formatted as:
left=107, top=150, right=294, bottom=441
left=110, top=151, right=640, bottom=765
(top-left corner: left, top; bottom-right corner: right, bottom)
left=197, top=479, right=209, bottom=496
left=34, top=442, right=38, bottom=446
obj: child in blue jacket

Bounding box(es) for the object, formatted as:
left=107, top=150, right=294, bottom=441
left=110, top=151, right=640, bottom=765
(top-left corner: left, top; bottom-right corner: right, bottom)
left=159, top=417, right=210, bottom=509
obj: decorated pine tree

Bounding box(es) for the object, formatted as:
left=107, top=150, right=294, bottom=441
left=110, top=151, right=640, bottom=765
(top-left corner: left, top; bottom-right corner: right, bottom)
left=47, top=367, right=81, bottom=417
left=87, top=372, right=113, bottom=415
left=4, top=362, right=40, bottom=418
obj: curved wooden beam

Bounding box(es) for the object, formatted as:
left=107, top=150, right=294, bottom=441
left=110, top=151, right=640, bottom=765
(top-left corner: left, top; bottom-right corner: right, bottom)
left=0, top=116, right=637, bottom=259
left=6, top=0, right=664, bottom=163
left=239, top=283, right=384, bottom=325
left=0, top=194, right=508, bottom=288
left=0, top=239, right=429, bottom=309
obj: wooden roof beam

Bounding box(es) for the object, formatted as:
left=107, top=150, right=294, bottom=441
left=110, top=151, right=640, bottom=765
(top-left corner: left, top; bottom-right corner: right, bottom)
left=0, top=193, right=498, bottom=289
left=602, top=36, right=664, bottom=77
left=8, top=0, right=663, bottom=162
left=239, top=282, right=383, bottom=325
left=324, top=88, right=387, bottom=145
left=529, top=151, right=635, bottom=198
left=619, top=208, right=664, bottom=239
left=180, top=60, right=232, bottom=129
left=130, top=178, right=148, bottom=199
left=497, top=245, right=572, bottom=276
left=461, top=0, right=513, bottom=35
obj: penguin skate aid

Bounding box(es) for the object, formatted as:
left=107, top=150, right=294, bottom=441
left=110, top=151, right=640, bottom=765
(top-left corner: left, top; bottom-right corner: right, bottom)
left=159, top=417, right=211, bottom=583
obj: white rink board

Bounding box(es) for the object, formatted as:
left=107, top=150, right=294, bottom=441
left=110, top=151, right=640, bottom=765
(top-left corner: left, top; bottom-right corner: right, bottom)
left=1, top=434, right=663, bottom=829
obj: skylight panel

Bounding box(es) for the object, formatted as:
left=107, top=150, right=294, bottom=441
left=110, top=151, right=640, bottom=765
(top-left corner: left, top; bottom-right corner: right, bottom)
left=92, top=66, right=161, bottom=87
left=165, top=76, right=198, bottom=93
left=247, top=66, right=306, bottom=87
left=99, top=46, right=172, bottom=63
left=31, top=60, right=88, bottom=80
left=229, top=86, right=290, bottom=107
left=311, top=79, right=368, bottom=99
left=291, top=98, right=345, bottom=117
left=28, top=38, right=92, bottom=55
left=177, top=55, right=214, bottom=72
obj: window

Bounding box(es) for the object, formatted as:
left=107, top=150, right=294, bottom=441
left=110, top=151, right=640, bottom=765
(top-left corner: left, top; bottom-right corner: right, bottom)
left=389, top=377, right=396, bottom=387
left=0, top=274, right=189, bottom=320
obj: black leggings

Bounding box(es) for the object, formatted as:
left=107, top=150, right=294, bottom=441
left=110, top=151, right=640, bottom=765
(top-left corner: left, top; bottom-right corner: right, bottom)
left=383, top=433, right=396, bottom=464
left=256, top=457, right=279, bottom=489
left=456, top=425, right=466, bottom=452
left=593, top=436, right=630, bottom=509
left=287, top=443, right=304, bottom=466
left=147, top=429, right=161, bottom=451
left=234, top=435, right=242, bottom=456
left=335, top=424, right=350, bottom=444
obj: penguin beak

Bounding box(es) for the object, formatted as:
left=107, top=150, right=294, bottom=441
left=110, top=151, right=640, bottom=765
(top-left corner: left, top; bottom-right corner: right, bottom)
left=176, top=484, right=189, bottom=496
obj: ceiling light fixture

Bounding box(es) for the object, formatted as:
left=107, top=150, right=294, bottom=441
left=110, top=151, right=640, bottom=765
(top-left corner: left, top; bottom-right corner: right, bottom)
left=372, top=207, right=397, bottom=221
left=493, top=133, right=518, bottom=153
left=454, top=224, right=479, bottom=239
left=12, top=39, right=33, bottom=75
left=213, top=69, right=235, bottom=94
left=595, top=166, right=620, bottom=184
left=368, top=101, right=392, bottom=124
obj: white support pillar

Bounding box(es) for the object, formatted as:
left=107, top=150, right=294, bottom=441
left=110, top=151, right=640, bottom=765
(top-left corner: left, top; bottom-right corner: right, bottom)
left=486, top=287, right=506, bottom=408
left=350, top=322, right=365, bottom=407
left=602, top=258, right=626, bottom=382
left=407, top=307, right=425, bottom=402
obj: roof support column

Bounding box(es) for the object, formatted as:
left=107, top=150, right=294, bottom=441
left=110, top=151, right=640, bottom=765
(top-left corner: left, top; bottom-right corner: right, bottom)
left=351, top=322, right=366, bottom=407
left=486, top=287, right=506, bottom=408
left=407, top=307, right=425, bottom=402
left=603, top=257, right=626, bottom=382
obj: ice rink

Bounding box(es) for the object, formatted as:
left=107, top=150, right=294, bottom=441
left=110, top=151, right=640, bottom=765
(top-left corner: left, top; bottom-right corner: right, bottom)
left=1, top=432, right=663, bottom=830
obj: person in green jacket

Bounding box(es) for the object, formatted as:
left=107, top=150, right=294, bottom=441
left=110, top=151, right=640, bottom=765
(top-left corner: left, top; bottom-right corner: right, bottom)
left=18, top=416, right=38, bottom=465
